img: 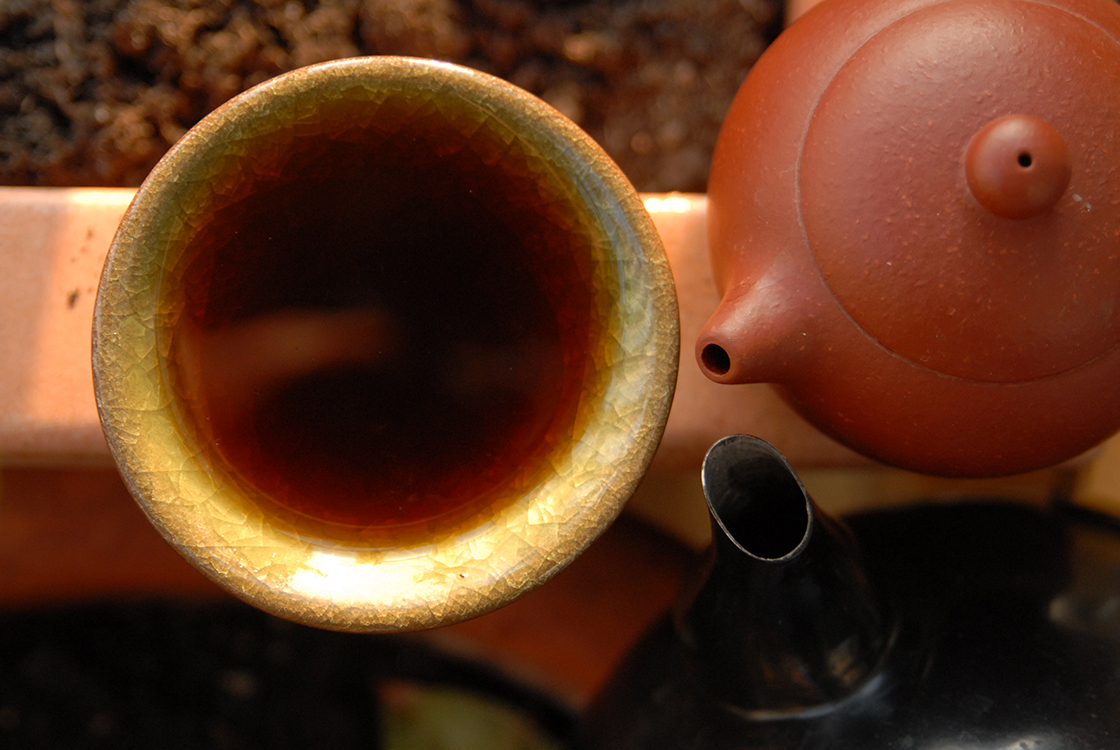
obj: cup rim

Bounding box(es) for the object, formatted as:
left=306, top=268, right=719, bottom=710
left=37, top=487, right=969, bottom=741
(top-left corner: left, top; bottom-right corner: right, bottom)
left=93, top=56, right=679, bottom=632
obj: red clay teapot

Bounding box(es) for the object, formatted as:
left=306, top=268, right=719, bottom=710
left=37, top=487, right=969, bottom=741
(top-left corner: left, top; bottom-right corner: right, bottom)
left=698, top=0, right=1120, bottom=476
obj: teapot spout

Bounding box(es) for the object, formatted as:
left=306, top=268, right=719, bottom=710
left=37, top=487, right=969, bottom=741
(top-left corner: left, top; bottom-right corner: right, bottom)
left=677, top=435, right=891, bottom=714
left=695, top=283, right=804, bottom=385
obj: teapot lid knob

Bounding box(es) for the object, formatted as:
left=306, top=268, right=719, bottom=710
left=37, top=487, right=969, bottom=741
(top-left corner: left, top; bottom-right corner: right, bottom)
left=966, top=114, right=1072, bottom=219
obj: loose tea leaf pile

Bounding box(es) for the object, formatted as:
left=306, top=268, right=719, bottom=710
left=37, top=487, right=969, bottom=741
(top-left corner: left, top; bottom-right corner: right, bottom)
left=0, top=0, right=780, bottom=190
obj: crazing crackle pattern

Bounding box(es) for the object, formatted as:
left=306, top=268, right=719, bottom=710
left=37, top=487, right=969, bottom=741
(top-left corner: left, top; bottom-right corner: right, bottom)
left=93, top=58, right=679, bottom=632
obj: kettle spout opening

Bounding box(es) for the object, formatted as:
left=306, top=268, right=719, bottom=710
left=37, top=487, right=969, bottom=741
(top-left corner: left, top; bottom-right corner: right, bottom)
left=702, top=436, right=810, bottom=561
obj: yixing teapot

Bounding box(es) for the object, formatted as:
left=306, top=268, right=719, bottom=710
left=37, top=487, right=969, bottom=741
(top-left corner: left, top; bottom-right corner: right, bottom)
left=698, top=0, right=1120, bottom=476
left=583, top=436, right=1120, bottom=748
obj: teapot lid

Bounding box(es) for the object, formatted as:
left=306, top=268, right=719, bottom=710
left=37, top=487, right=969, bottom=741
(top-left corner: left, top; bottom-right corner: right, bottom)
left=800, top=0, right=1120, bottom=382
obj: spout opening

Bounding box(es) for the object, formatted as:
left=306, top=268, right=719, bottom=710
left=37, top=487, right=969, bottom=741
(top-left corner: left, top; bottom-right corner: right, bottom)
left=702, top=436, right=810, bottom=560
left=700, top=343, right=732, bottom=376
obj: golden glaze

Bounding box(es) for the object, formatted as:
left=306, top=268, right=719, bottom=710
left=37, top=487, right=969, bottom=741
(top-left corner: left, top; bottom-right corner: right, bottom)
left=93, top=57, right=678, bottom=632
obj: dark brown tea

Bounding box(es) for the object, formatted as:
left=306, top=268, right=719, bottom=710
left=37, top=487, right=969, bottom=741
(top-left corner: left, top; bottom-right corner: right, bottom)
left=163, top=91, right=608, bottom=544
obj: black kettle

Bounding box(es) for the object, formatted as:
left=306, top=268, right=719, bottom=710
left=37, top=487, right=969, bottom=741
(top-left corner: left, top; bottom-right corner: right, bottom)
left=583, top=435, right=1120, bottom=749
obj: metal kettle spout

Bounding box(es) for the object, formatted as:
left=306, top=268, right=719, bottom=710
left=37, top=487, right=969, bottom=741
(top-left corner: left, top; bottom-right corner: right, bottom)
left=676, top=435, right=891, bottom=714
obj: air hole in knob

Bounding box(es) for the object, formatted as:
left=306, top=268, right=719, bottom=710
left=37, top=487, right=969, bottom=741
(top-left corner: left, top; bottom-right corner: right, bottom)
left=702, top=344, right=732, bottom=376
left=966, top=115, right=1070, bottom=220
